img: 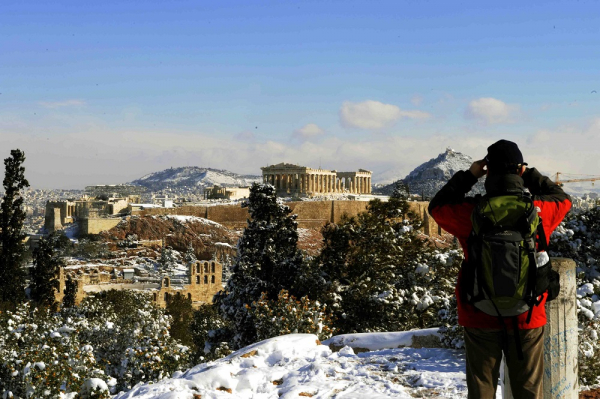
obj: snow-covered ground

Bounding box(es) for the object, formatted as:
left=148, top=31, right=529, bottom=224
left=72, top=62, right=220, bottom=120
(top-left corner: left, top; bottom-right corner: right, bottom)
left=113, top=331, right=491, bottom=399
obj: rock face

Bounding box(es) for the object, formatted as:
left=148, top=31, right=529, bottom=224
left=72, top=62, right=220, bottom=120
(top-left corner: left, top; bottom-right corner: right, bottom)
left=130, top=166, right=261, bottom=191
left=378, top=148, right=485, bottom=198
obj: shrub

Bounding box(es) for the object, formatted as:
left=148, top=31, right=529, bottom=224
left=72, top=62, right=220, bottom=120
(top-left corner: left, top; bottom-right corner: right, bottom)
left=249, top=289, right=335, bottom=342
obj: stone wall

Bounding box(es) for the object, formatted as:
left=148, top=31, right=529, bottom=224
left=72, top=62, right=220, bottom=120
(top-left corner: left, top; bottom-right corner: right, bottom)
left=55, top=261, right=224, bottom=309
left=80, top=217, right=123, bottom=235
left=135, top=200, right=442, bottom=236
left=152, top=260, right=222, bottom=308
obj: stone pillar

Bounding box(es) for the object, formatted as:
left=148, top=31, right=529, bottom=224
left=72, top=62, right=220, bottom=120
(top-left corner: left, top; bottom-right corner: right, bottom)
left=503, top=258, right=578, bottom=399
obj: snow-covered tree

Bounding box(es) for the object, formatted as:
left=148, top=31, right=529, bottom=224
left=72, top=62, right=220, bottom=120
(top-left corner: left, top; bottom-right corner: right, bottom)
left=304, top=196, right=459, bottom=334
left=189, top=304, right=232, bottom=363
left=0, top=302, right=110, bottom=399
left=159, top=246, right=178, bottom=270
left=249, top=289, right=335, bottom=342
left=549, top=207, right=600, bottom=385
left=214, top=183, right=305, bottom=349
left=184, top=242, right=197, bottom=264
left=391, top=180, right=410, bottom=200
left=0, top=149, right=30, bottom=305
left=73, top=290, right=190, bottom=391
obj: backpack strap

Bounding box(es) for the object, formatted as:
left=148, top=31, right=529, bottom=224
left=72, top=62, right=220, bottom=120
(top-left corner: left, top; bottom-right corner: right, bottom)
left=536, top=219, right=548, bottom=251
left=512, top=316, right=525, bottom=361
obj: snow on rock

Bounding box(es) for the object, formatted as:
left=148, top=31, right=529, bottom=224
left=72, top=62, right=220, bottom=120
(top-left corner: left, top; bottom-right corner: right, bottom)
left=323, top=328, right=440, bottom=351
left=377, top=147, right=484, bottom=198
left=164, top=215, right=222, bottom=227
left=114, top=332, right=467, bottom=399
left=578, top=283, right=595, bottom=297
left=131, top=166, right=261, bottom=191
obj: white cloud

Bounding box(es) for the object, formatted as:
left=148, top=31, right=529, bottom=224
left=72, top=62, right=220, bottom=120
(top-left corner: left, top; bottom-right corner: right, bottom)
left=293, top=123, right=325, bottom=141
left=464, top=97, right=518, bottom=125
left=339, top=100, right=430, bottom=130
left=1, top=106, right=596, bottom=191
left=39, top=99, right=86, bottom=109
left=411, top=95, right=423, bottom=106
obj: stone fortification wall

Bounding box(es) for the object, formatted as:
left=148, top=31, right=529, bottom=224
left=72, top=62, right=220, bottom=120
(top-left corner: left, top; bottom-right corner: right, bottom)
left=135, top=200, right=442, bottom=236
left=80, top=217, right=123, bottom=235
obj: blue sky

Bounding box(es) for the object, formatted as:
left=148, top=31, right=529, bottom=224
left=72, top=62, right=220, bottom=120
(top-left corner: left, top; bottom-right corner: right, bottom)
left=1, top=0, right=599, bottom=188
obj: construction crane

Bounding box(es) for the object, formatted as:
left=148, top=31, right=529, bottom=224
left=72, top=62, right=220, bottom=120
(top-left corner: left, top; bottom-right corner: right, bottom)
left=554, top=172, right=600, bottom=186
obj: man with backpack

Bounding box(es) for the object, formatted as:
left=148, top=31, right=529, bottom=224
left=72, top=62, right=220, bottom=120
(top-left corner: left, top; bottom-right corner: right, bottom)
left=428, top=140, right=572, bottom=398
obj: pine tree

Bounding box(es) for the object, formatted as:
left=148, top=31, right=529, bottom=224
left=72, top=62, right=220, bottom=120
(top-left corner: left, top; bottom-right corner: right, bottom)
left=0, top=149, right=30, bottom=305
left=184, top=242, right=197, bottom=264
left=160, top=246, right=177, bottom=270
left=391, top=180, right=410, bottom=200
left=214, top=183, right=305, bottom=349
left=62, top=275, right=78, bottom=308
left=165, top=292, right=194, bottom=347
left=30, top=232, right=67, bottom=309
left=189, top=304, right=232, bottom=363
left=305, top=194, right=456, bottom=334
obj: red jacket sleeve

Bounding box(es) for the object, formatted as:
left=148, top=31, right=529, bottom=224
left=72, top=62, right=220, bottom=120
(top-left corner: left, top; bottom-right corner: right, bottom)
left=428, top=170, right=480, bottom=241
left=523, top=167, right=572, bottom=243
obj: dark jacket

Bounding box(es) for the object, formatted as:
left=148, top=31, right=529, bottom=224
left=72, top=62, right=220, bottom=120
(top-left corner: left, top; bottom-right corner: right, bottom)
left=428, top=167, right=572, bottom=329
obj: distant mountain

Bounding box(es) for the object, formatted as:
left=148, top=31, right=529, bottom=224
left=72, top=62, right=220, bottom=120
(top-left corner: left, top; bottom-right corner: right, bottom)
left=130, top=167, right=262, bottom=191
left=376, top=148, right=485, bottom=198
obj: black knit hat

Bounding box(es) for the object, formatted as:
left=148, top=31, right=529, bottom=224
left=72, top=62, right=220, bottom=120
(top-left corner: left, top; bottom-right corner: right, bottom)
left=485, top=139, right=526, bottom=169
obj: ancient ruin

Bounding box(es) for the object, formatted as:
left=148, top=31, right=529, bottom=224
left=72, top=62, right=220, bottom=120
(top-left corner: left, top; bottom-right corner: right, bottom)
left=45, top=194, right=141, bottom=234
left=261, top=163, right=372, bottom=197
left=56, top=259, right=223, bottom=309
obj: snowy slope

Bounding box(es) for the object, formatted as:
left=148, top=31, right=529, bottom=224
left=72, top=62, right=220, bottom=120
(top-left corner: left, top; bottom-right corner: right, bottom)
left=131, top=166, right=261, bottom=191
left=114, top=333, right=471, bottom=399
left=377, top=148, right=485, bottom=198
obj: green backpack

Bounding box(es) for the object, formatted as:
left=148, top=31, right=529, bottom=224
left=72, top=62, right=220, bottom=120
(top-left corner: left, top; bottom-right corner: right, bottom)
left=462, top=193, right=556, bottom=323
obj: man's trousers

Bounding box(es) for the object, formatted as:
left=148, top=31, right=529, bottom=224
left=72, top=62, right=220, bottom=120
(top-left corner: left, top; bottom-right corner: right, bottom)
left=464, top=326, right=544, bottom=399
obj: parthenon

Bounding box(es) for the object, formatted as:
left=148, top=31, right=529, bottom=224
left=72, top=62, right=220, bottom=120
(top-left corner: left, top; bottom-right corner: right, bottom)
left=261, top=163, right=372, bottom=197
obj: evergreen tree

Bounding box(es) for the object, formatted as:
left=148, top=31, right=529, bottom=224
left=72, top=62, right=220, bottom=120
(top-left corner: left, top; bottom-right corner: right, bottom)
left=306, top=195, right=458, bottom=333
left=165, top=292, right=194, bottom=347
left=214, top=183, right=305, bottom=349
left=391, top=180, right=410, bottom=199
left=30, top=232, right=67, bottom=309
left=184, top=242, right=197, bottom=264
left=160, top=246, right=177, bottom=270
left=0, top=149, right=30, bottom=305
left=62, top=275, right=78, bottom=308
left=189, top=304, right=232, bottom=363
